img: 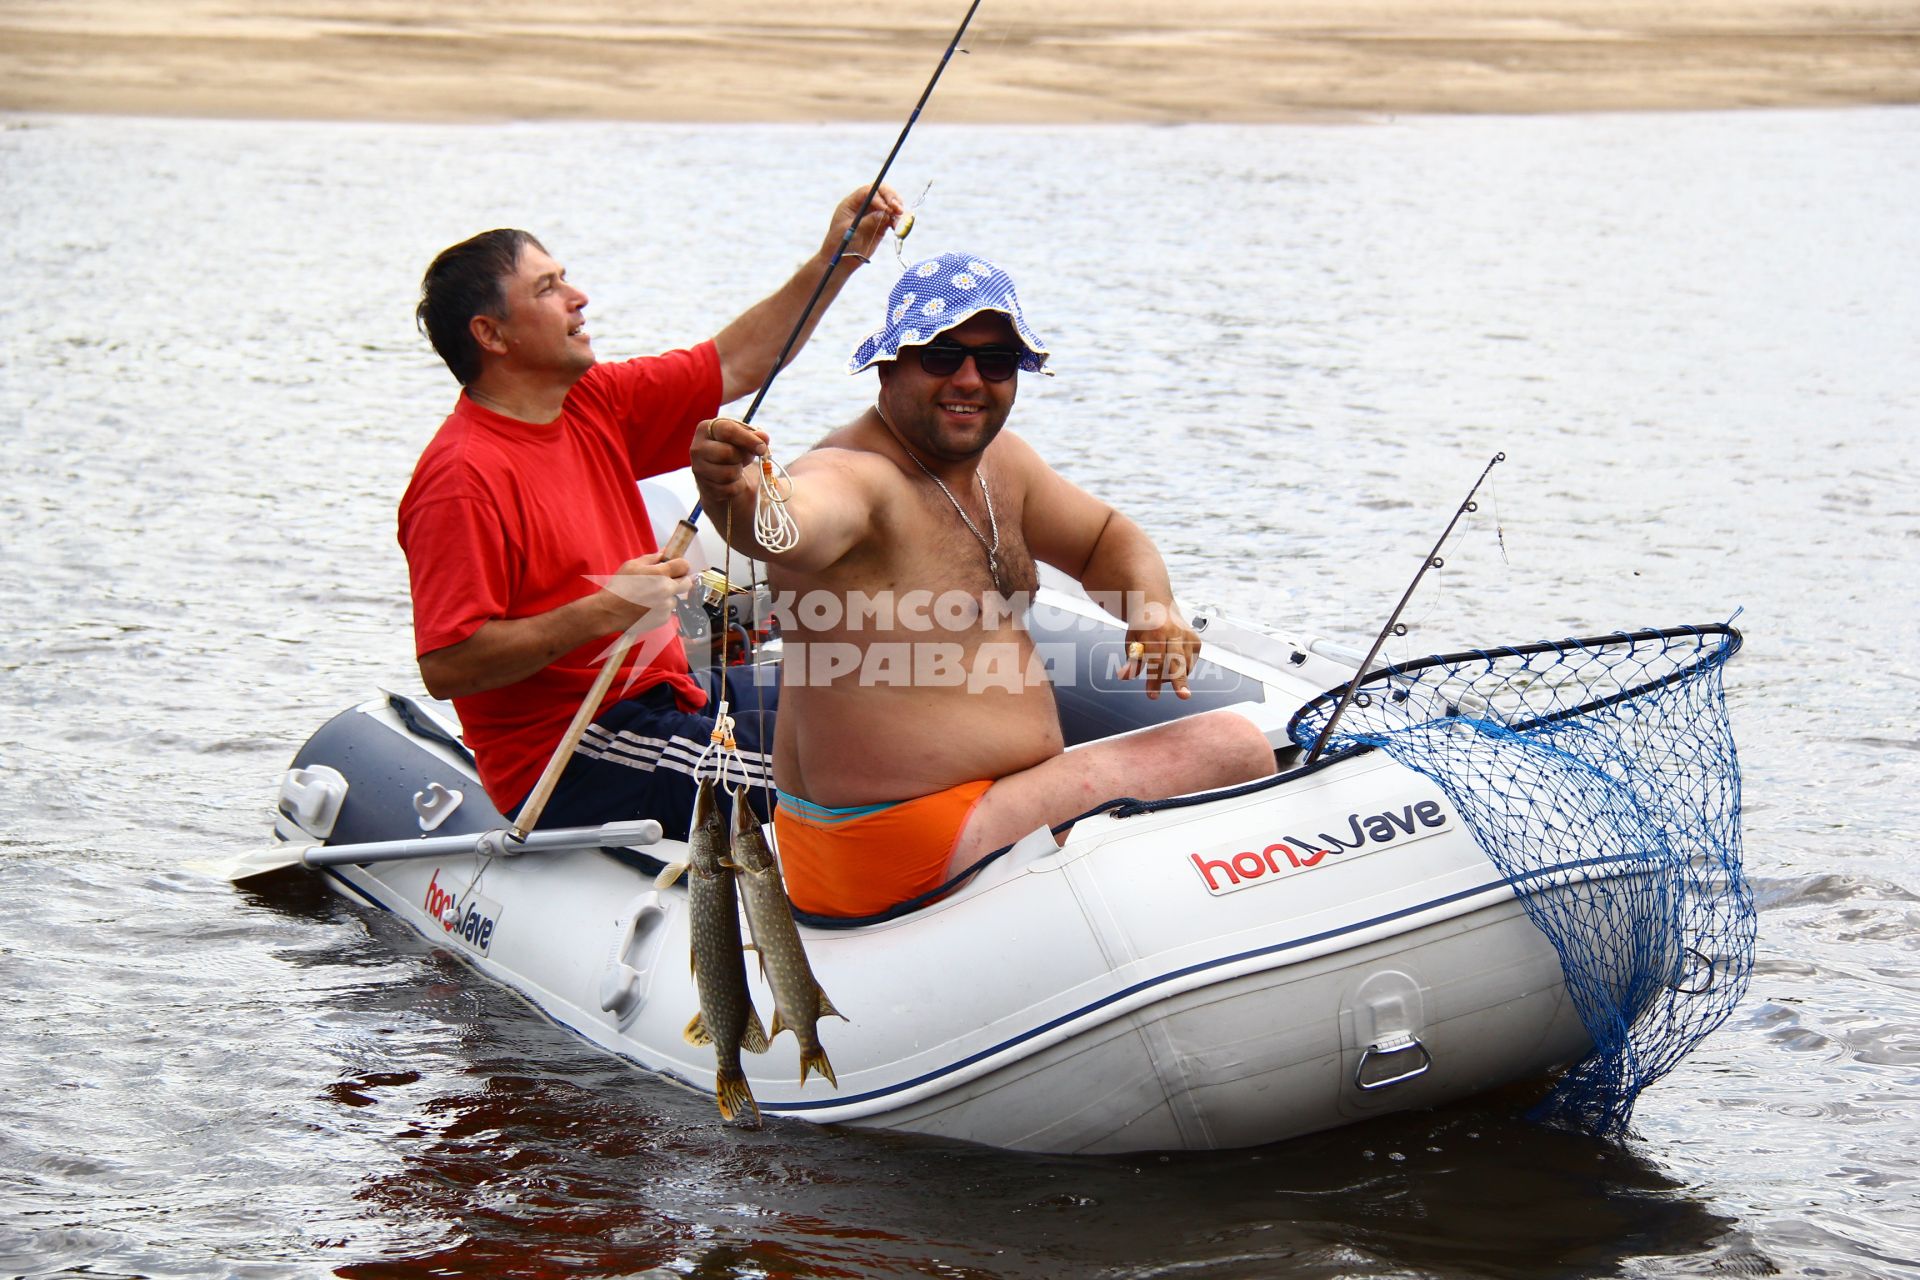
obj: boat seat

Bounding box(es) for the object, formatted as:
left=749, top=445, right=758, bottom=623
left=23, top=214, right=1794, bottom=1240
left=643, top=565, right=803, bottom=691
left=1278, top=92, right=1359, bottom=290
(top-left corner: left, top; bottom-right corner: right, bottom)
left=1024, top=599, right=1268, bottom=749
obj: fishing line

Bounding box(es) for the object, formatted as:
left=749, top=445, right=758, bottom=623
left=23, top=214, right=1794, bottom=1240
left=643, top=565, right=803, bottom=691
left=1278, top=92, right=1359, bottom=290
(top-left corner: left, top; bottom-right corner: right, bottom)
left=1306, top=452, right=1506, bottom=766
left=695, top=500, right=753, bottom=791
left=1400, top=462, right=1514, bottom=658
left=1398, top=559, right=1445, bottom=663
left=1491, top=470, right=1510, bottom=566
left=965, top=13, right=1015, bottom=64
left=732, top=0, right=982, bottom=430
left=514, top=5, right=984, bottom=842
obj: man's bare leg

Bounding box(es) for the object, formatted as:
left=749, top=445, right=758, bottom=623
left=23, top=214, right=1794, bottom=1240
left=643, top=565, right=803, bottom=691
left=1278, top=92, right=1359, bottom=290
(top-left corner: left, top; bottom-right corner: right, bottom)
left=946, top=710, right=1276, bottom=874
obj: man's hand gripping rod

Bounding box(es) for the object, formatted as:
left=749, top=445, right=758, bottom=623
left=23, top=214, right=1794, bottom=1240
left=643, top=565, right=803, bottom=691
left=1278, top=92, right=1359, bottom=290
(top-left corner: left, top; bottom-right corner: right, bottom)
left=510, top=521, right=701, bottom=839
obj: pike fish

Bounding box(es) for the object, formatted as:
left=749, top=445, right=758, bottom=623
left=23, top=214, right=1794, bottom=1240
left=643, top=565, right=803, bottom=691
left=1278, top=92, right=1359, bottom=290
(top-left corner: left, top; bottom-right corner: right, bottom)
left=666, top=777, right=768, bottom=1126
left=730, top=785, right=844, bottom=1087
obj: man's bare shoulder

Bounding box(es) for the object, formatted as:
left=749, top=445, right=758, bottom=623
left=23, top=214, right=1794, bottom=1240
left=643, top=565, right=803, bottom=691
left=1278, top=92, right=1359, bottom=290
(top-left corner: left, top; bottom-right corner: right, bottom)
left=808, top=413, right=890, bottom=456
left=790, top=439, right=897, bottom=487
left=983, top=428, right=1068, bottom=492
left=984, top=427, right=1045, bottom=466
left=791, top=418, right=906, bottom=486
left=781, top=423, right=913, bottom=543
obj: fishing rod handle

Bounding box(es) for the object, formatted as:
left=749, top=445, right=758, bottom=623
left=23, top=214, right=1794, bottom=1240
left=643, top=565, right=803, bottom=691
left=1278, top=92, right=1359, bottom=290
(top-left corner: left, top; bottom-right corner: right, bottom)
left=511, top=631, right=632, bottom=838
left=662, top=519, right=697, bottom=559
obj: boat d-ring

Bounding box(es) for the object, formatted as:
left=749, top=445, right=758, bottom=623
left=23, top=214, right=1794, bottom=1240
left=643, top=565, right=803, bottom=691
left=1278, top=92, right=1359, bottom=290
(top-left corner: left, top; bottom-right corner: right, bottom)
left=1669, top=946, right=1716, bottom=995
left=1355, top=1031, right=1433, bottom=1091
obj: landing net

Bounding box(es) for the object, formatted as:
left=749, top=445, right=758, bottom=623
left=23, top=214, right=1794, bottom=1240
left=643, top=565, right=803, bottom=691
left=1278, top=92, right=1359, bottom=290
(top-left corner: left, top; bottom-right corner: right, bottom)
left=1288, top=623, right=1751, bottom=1138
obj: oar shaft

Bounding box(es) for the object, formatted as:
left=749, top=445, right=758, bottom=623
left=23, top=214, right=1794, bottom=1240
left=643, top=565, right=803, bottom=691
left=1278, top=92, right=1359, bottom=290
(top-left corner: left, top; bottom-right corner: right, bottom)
left=513, top=519, right=702, bottom=838
left=512, top=629, right=635, bottom=837
left=298, top=819, right=663, bottom=870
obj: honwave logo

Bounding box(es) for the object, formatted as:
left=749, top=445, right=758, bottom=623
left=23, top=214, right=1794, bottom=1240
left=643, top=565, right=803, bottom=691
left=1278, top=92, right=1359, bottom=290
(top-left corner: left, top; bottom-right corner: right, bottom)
left=1189, top=799, right=1452, bottom=896
left=424, top=869, right=502, bottom=955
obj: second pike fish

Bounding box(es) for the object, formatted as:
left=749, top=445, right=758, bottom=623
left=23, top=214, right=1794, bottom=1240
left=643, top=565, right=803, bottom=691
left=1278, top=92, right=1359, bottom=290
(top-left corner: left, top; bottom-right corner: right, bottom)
left=667, top=777, right=768, bottom=1126
left=731, top=785, right=844, bottom=1087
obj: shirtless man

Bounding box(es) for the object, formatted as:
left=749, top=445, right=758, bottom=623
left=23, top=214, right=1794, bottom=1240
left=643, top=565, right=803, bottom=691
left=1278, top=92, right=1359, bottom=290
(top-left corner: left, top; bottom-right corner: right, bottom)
left=690, top=252, right=1275, bottom=917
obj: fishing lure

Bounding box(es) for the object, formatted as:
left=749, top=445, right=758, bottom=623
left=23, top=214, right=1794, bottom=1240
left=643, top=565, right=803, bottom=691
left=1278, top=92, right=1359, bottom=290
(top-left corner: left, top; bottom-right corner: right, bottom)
left=892, top=180, right=932, bottom=264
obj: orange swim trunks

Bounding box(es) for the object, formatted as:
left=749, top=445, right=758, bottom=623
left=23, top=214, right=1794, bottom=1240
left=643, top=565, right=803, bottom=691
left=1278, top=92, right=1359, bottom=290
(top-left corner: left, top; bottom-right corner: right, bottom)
left=774, top=780, right=995, bottom=918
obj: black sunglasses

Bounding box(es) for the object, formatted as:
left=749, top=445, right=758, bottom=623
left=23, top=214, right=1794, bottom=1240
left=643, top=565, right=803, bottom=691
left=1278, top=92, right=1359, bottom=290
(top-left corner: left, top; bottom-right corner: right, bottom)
left=916, top=341, right=1023, bottom=383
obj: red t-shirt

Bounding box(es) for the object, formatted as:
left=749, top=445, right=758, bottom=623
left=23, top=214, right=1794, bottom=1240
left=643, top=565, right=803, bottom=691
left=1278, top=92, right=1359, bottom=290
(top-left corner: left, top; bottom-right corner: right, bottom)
left=398, top=344, right=722, bottom=809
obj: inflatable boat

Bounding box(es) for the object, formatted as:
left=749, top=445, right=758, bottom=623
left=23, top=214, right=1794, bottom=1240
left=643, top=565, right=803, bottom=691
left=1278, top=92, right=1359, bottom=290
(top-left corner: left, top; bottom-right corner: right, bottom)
left=255, top=479, right=1748, bottom=1154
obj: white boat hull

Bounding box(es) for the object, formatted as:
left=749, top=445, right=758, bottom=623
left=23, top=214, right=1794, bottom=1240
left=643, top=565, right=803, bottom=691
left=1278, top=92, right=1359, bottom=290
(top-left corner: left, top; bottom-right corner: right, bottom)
left=274, top=482, right=1645, bottom=1151
left=285, top=677, right=1613, bottom=1153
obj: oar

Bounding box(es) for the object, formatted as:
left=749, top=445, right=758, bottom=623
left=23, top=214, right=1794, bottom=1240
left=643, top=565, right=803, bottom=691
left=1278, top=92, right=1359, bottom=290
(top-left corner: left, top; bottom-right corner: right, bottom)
left=513, top=0, right=984, bottom=837
left=214, top=818, right=664, bottom=884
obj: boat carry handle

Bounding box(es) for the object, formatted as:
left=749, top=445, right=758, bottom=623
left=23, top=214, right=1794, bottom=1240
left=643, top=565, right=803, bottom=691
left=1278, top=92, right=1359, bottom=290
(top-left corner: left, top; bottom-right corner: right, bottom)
left=599, top=891, right=670, bottom=1027
left=1355, top=1031, right=1433, bottom=1091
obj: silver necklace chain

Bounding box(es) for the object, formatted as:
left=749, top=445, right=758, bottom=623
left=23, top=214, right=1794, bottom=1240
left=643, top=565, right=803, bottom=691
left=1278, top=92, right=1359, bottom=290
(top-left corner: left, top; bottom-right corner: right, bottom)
left=873, top=402, right=1003, bottom=591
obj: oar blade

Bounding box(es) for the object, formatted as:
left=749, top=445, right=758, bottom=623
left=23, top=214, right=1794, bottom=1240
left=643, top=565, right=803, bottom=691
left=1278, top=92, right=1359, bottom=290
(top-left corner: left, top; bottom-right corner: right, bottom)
left=193, top=841, right=313, bottom=884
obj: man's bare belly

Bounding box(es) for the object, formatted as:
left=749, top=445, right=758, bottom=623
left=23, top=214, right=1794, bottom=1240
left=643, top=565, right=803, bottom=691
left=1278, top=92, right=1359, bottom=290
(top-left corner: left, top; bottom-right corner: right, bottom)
left=776, top=679, right=1065, bottom=808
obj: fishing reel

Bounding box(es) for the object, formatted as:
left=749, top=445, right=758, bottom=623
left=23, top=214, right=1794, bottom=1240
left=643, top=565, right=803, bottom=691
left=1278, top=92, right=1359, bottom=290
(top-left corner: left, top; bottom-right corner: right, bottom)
left=676, top=568, right=778, bottom=668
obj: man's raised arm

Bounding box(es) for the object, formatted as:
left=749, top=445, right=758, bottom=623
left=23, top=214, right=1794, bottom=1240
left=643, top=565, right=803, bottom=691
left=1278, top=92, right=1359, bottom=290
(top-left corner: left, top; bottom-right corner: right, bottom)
left=711, top=184, right=906, bottom=404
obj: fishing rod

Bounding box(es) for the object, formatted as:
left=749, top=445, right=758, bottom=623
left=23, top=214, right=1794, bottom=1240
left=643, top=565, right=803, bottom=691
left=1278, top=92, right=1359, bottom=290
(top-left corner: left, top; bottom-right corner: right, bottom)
left=515, top=1, right=984, bottom=837
left=664, top=0, right=985, bottom=554
left=1305, top=452, right=1506, bottom=766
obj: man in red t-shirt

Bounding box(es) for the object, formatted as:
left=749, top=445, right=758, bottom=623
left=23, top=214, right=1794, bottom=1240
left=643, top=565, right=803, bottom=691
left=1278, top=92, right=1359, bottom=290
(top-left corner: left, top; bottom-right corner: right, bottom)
left=400, top=184, right=905, bottom=838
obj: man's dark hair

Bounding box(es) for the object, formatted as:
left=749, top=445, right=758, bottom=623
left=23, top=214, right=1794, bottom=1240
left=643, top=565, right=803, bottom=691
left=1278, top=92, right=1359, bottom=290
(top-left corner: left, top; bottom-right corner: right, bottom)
left=416, top=229, right=546, bottom=386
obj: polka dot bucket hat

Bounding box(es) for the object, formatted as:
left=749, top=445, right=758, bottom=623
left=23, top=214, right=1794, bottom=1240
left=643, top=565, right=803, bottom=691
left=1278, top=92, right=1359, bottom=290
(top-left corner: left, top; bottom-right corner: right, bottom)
left=847, top=251, right=1052, bottom=376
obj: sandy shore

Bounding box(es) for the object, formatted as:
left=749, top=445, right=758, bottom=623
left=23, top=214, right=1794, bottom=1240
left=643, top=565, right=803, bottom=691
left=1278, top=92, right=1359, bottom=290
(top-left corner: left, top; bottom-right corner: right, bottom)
left=2, top=1, right=1916, bottom=122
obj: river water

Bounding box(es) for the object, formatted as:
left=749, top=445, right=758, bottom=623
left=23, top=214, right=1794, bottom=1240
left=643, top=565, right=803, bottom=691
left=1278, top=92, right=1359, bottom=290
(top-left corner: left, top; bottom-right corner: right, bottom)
left=2, top=108, right=1916, bottom=1278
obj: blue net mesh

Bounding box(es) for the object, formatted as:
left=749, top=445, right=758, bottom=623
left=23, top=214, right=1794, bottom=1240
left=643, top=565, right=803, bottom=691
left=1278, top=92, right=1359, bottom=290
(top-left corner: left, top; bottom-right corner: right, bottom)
left=1287, top=624, right=1752, bottom=1138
